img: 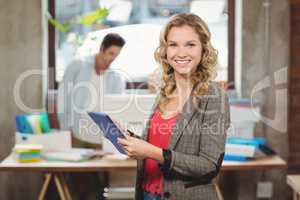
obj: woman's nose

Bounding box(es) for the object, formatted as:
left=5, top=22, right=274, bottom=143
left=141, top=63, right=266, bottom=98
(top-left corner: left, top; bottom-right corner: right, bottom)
left=176, top=47, right=188, bottom=57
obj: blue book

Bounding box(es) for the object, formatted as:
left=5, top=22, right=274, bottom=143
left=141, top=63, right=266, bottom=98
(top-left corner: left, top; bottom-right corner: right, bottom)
left=226, top=137, right=266, bottom=148
left=16, top=115, right=33, bottom=134
left=16, top=113, right=51, bottom=134
left=40, top=112, right=51, bottom=133
left=224, top=154, right=249, bottom=161
left=19, top=153, right=41, bottom=160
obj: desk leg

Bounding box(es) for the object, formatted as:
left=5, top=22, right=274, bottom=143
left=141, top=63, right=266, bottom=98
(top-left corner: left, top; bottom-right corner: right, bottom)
left=215, top=184, right=224, bottom=200
left=38, top=173, right=72, bottom=200
left=293, top=191, right=299, bottom=200
left=38, top=173, right=52, bottom=200
left=57, top=173, right=72, bottom=200
left=54, top=174, right=68, bottom=200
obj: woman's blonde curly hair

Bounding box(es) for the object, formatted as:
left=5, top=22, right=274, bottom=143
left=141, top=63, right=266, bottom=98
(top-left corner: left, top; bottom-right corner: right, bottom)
left=154, top=13, right=218, bottom=104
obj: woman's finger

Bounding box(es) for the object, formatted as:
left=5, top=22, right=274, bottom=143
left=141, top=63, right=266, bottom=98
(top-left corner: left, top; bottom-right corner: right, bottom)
left=124, top=149, right=130, bottom=155
left=125, top=135, right=135, bottom=141
left=117, top=137, right=130, bottom=146
left=127, top=152, right=136, bottom=159
left=123, top=146, right=133, bottom=155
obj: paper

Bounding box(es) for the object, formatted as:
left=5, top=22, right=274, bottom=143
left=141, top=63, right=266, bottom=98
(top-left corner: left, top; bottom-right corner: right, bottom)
left=43, top=148, right=97, bottom=162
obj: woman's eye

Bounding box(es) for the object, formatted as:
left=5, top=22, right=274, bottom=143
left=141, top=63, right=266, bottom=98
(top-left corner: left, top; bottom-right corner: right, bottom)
left=187, top=43, right=196, bottom=47
left=168, top=43, right=176, bottom=47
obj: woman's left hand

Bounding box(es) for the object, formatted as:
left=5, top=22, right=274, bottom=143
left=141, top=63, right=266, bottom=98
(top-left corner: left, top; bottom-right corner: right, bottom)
left=117, top=136, right=155, bottom=160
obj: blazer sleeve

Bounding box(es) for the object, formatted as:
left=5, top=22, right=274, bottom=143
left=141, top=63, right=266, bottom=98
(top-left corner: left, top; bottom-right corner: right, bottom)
left=169, top=89, right=230, bottom=179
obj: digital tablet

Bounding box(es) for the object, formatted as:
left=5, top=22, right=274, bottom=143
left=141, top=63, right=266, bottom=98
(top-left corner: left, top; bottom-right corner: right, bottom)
left=88, top=112, right=127, bottom=154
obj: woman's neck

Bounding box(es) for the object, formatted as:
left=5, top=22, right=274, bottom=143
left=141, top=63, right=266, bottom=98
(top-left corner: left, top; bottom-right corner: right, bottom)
left=159, top=72, right=193, bottom=115
left=174, top=72, right=193, bottom=100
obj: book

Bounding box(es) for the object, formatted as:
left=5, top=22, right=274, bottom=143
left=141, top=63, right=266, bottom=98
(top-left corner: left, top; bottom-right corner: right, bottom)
left=226, top=137, right=266, bottom=147
left=16, top=115, right=33, bottom=134
left=224, top=155, right=249, bottom=161
left=226, top=137, right=275, bottom=155
left=225, top=143, right=256, bottom=157
left=224, top=137, right=275, bottom=161
left=15, top=112, right=51, bottom=134
left=13, top=144, right=43, bottom=163
left=225, top=144, right=266, bottom=158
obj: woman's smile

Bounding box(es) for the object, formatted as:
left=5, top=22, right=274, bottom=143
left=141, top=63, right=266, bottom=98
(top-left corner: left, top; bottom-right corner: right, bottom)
left=174, top=59, right=192, bottom=65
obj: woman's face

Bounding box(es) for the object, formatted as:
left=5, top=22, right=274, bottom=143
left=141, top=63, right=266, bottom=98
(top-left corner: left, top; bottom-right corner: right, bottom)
left=166, top=25, right=202, bottom=77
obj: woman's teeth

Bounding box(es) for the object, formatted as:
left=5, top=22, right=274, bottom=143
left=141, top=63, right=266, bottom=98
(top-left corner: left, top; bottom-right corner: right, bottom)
left=175, top=60, right=190, bottom=64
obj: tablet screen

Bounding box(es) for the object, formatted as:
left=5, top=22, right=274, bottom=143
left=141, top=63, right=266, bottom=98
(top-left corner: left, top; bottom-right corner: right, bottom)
left=88, top=112, right=127, bottom=154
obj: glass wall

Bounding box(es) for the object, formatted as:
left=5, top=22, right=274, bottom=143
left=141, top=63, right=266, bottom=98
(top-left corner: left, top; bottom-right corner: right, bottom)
left=55, top=0, right=228, bottom=82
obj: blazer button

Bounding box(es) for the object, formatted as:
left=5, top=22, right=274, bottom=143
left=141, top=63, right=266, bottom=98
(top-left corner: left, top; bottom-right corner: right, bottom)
left=164, top=192, right=171, bottom=198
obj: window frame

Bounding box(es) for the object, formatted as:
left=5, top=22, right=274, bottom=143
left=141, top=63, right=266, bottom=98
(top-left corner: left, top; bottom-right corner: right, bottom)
left=48, top=0, right=57, bottom=90
left=48, top=0, right=235, bottom=90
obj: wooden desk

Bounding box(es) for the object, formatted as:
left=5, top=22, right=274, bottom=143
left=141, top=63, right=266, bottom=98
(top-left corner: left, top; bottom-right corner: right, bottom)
left=0, top=154, right=136, bottom=200
left=0, top=154, right=136, bottom=172
left=287, top=175, right=300, bottom=200
left=0, top=154, right=286, bottom=172
left=0, top=154, right=286, bottom=200
left=222, top=155, right=286, bottom=171
left=221, top=156, right=286, bottom=200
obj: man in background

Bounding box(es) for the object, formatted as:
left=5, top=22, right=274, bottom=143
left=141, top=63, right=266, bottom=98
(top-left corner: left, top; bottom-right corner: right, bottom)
left=57, top=33, right=125, bottom=200
left=58, top=33, right=126, bottom=147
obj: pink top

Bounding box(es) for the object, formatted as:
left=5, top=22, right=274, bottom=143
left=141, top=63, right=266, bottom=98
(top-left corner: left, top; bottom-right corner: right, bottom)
left=142, top=108, right=178, bottom=195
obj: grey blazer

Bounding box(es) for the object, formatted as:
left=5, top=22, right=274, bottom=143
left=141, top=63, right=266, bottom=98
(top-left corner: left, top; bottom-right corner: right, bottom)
left=135, top=82, right=230, bottom=200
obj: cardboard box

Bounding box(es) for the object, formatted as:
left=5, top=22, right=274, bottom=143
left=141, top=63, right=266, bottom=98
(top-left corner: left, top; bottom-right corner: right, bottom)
left=15, top=130, right=71, bottom=152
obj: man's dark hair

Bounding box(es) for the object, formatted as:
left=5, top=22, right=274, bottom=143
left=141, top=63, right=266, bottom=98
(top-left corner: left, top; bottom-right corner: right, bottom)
left=100, top=33, right=125, bottom=50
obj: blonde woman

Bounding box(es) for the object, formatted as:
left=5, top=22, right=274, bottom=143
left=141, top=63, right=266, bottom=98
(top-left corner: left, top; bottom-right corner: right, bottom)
left=118, top=13, right=230, bottom=200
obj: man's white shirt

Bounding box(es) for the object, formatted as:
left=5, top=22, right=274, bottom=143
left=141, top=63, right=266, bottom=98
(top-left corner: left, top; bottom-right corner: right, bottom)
left=57, top=55, right=125, bottom=144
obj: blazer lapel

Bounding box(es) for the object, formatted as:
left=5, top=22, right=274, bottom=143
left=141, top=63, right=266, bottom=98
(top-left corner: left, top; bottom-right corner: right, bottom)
left=140, top=92, right=208, bottom=149
left=168, top=95, right=208, bottom=150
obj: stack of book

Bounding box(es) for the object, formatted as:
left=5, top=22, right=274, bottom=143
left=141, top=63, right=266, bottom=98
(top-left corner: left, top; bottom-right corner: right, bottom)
left=224, top=137, right=275, bottom=161
left=13, top=144, right=43, bottom=163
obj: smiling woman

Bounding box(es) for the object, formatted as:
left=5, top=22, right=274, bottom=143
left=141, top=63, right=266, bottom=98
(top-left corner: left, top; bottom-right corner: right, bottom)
left=117, top=13, right=230, bottom=200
